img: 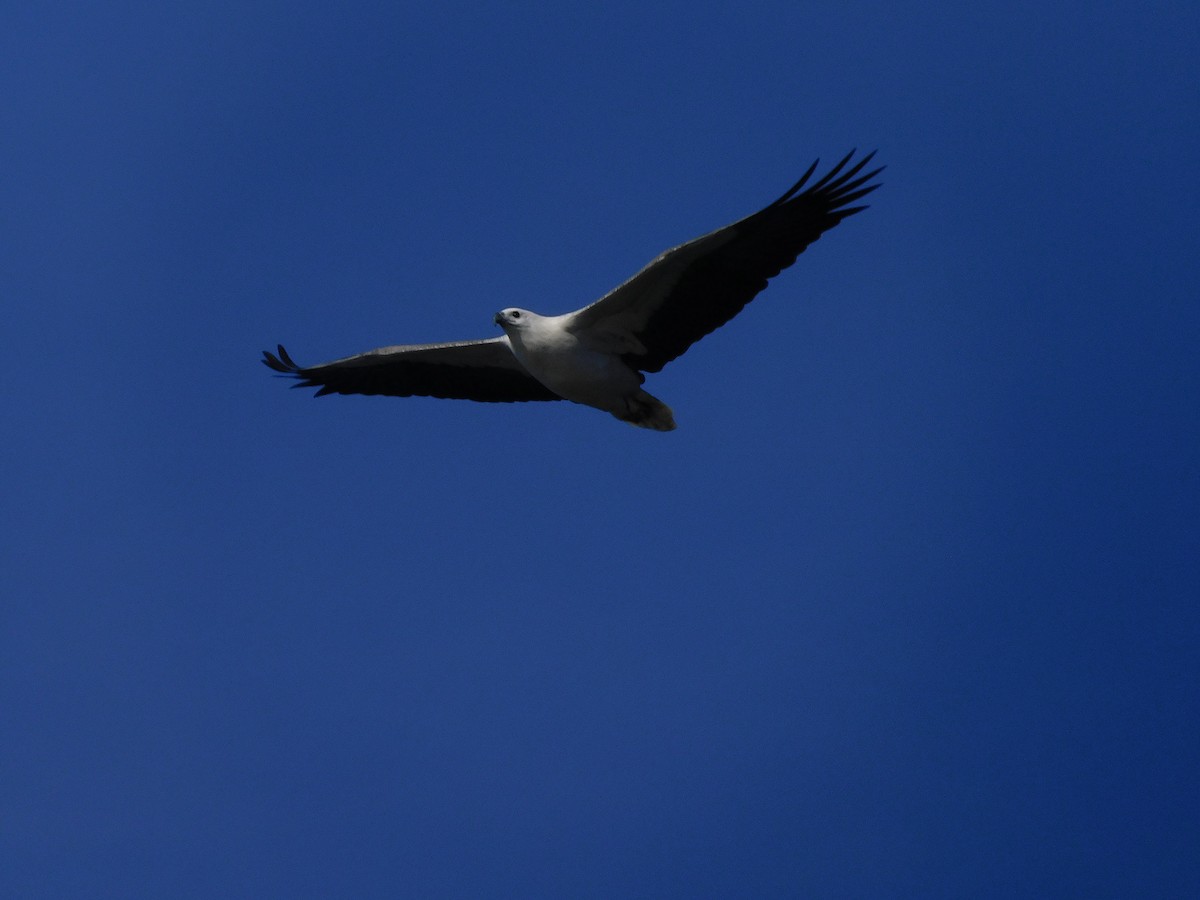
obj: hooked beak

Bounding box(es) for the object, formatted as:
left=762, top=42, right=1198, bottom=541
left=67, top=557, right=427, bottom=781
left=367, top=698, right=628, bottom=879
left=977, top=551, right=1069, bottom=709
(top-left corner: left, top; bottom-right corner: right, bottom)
left=493, top=312, right=504, bottom=326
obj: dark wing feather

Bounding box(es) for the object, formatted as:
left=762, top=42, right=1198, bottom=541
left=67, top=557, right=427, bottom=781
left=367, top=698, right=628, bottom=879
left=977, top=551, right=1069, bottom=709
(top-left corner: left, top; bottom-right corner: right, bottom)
left=568, top=150, right=883, bottom=373
left=261, top=337, right=562, bottom=402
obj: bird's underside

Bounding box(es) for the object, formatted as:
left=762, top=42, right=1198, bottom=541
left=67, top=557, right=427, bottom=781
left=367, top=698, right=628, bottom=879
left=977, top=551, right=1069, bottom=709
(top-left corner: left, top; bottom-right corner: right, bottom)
left=263, top=150, right=883, bottom=430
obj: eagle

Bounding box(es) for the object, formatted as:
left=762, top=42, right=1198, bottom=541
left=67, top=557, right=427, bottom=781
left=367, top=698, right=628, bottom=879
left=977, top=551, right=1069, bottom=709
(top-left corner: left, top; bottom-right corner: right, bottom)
left=263, top=151, right=882, bottom=431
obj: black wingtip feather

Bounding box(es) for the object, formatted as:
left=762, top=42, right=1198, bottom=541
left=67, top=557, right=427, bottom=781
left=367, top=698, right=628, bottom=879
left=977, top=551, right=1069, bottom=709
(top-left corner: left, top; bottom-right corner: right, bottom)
left=799, top=154, right=884, bottom=218
left=823, top=152, right=875, bottom=194
left=808, top=149, right=856, bottom=192
left=768, top=151, right=883, bottom=218
left=262, top=344, right=306, bottom=375
left=834, top=185, right=882, bottom=208
left=828, top=204, right=871, bottom=222
left=769, top=157, right=821, bottom=207
left=263, top=344, right=325, bottom=398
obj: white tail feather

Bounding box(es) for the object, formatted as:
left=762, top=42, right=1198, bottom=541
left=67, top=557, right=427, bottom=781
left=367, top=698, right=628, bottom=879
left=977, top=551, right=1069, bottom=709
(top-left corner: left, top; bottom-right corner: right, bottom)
left=613, top=390, right=676, bottom=431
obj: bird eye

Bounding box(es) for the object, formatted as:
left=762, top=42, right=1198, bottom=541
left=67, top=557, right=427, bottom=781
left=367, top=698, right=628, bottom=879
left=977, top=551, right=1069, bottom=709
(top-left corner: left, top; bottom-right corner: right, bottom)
left=511, top=311, right=521, bottom=319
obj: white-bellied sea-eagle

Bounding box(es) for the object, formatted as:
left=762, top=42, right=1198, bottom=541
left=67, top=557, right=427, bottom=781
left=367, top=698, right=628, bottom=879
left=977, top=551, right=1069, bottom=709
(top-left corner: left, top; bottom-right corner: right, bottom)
left=263, top=151, right=882, bottom=431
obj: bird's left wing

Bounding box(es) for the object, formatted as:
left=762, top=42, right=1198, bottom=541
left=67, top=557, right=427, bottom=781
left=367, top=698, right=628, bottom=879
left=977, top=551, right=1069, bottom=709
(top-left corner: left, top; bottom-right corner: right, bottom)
left=262, top=336, right=562, bottom=402
left=565, top=150, right=883, bottom=373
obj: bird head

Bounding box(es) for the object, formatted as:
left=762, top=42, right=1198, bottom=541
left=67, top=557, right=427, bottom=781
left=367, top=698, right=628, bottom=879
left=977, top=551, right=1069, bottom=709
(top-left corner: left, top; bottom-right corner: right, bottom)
left=494, top=308, right=533, bottom=330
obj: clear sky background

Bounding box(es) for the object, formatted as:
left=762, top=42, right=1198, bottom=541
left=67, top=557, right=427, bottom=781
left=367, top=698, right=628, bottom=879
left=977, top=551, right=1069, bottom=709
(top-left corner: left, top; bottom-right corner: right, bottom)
left=3, top=2, right=1197, bottom=897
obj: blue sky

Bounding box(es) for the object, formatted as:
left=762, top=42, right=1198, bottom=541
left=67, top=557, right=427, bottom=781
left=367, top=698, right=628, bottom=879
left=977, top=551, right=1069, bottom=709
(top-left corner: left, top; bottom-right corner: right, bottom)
left=3, top=2, right=1197, bottom=896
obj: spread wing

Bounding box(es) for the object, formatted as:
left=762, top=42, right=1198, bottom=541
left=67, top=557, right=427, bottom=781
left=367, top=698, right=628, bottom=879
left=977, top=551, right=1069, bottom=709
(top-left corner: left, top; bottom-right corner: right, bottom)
left=261, top=337, right=562, bottom=402
left=566, top=150, right=883, bottom=373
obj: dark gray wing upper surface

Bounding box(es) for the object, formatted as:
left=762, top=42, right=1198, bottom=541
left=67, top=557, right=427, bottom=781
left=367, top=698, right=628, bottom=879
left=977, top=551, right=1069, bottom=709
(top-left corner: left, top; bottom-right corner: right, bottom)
left=262, top=338, right=561, bottom=402
left=567, top=150, right=883, bottom=373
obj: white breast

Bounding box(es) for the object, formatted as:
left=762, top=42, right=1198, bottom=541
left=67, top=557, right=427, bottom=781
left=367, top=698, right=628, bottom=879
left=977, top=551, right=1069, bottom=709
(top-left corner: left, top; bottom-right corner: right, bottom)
left=508, top=315, right=642, bottom=409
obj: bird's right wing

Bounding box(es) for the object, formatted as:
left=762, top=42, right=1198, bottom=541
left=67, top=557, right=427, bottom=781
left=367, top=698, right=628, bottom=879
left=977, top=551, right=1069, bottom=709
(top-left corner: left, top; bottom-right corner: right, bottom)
left=262, top=336, right=562, bottom=403
left=566, top=151, right=882, bottom=373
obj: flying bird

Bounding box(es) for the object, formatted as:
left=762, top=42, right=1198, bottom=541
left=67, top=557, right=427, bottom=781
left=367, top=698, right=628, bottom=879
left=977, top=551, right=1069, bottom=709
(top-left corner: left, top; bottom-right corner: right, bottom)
left=263, top=150, right=882, bottom=431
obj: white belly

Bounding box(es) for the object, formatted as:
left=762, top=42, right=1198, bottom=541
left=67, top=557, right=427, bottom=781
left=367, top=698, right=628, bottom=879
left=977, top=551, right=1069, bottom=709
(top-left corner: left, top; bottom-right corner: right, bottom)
left=509, top=329, right=641, bottom=411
